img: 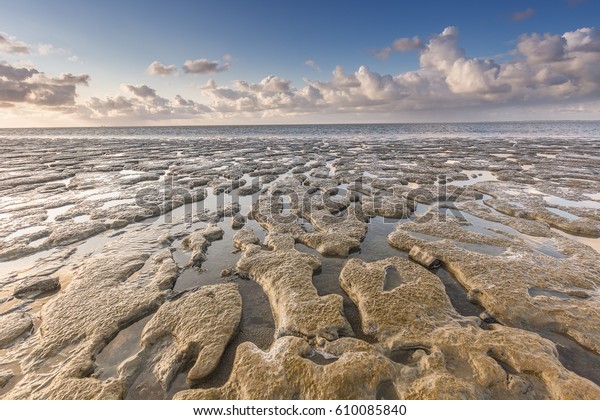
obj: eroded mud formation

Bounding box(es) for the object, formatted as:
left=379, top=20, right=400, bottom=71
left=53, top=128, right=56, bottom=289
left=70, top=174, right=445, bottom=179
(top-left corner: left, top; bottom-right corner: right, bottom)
left=1, top=129, right=600, bottom=399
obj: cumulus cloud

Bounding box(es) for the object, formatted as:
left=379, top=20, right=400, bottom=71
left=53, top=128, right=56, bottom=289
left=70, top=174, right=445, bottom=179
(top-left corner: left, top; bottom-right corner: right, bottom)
left=84, top=85, right=210, bottom=120
left=49, top=25, right=600, bottom=122
left=512, top=8, right=535, bottom=21
left=200, top=75, right=320, bottom=114
left=517, top=32, right=566, bottom=64
left=182, top=58, right=230, bottom=74
left=375, top=35, right=424, bottom=59
left=146, top=60, right=177, bottom=76
left=124, top=84, right=158, bottom=98
left=195, top=26, right=600, bottom=116
left=0, top=62, right=89, bottom=106
left=0, top=32, right=30, bottom=54
left=419, top=27, right=509, bottom=95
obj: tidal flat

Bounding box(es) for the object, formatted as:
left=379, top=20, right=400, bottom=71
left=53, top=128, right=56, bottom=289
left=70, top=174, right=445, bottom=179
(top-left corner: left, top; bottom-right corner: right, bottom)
left=1, top=123, right=600, bottom=399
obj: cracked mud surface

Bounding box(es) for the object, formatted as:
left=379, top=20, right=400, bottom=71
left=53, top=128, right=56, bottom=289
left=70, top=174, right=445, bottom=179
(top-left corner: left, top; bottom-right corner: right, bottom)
left=1, top=123, right=600, bottom=399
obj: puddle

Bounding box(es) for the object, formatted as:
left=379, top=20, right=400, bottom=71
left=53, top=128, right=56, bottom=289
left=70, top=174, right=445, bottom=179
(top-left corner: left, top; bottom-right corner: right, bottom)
left=376, top=380, right=399, bottom=400
left=305, top=351, right=339, bottom=365
left=358, top=217, right=406, bottom=262
left=383, top=266, right=404, bottom=291
left=95, top=314, right=153, bottom=379
left=75, top=233, right=122, bottom=257
left=407, top=230, right=505, bottom=256
left=46, top=204, right=75, bottom=222
left=544, top=196, right=600, bottom=209
left=120, top=170, right=147, bottom=176
left=545, top=207, right=579, bottom=221
left=453, top=241, right=506, bottom=256
left=552, top=229, right=600, bottom=254
left=173, top=218, right=246, bottom=292
left=298, top=217, right=315, bottom=233
left=538, top=330, right=600, bottom=387
left=524, top=187, right=545, bottom=195
left=28, top=237, right=47, bottom=247
left=296, top=243, right=371, bottom=342
left=191, top=277, right=275, bottom=390
left=528, top=288, right=589, bottom=300
left=460, top=210, right=567, bottom=259
left=449, top=170, right=498, bottom=187
left=5, top=226, right=46, bottom=241
left=407, top=231, right=443, bottom=242
left=434, top=267, right=484, bottom=317
left=0, top=248, right=55, bottom=278
left=461, top=225, right=507, bottom=239
left=86, top=191, right=122, bottom=201
left=101, top=198, right=137, bottom=210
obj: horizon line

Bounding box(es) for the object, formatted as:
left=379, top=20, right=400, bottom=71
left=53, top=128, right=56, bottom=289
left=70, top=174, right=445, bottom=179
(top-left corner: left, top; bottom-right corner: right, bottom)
left=1, top=119, right=600, bottom=130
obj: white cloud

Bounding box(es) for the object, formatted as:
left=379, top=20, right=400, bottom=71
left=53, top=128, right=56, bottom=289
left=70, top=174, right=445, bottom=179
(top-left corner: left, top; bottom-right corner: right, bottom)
left=84, top=85, right=210, bottom=120
left=375, top=35, right=424, bottom=59
left=182, top=58, right=230, bottom=74
left=67, top=55, right=79, bottom=62
left=0, top=32, right=31, bottom=54
left=19, top=25, right=600, bottom=122
left=512, top=8, right=535, bottom=21
left=305, top=60, right=321, bottom=72
left=194, top=26, right=600, bottom=117
left=0, top=62, right=89, bottom=107
left=517, top=32, right=566, bottom=64
left=123, top=84, right=158, bottom=99
left=146, top=60, right=177, bottom=76
left=37, top=44, right=68, bottom=56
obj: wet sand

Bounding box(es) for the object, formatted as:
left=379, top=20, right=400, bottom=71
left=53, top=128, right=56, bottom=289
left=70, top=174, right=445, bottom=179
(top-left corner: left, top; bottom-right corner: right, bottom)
left=1, top=130, right=600, bottom=399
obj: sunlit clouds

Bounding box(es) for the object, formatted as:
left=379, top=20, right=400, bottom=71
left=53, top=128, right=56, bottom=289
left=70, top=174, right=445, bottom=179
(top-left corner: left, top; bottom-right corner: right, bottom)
left=2, top=24, right=600, bottom=125
left=146, top=61, right=177, bottom=76
left=182, top=58, right=231, bottom=74
left=0, top=32, right=30, bottom=55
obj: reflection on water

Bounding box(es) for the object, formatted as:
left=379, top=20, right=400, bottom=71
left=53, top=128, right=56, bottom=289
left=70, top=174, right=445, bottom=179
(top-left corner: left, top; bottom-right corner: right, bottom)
left=46, top=204, right=75, bottom=222
left=5, top=226, right=46, bottom=241
left=544, top=195, right=600, bottom=209
left=95, top=314, right=153, bottom=379
left=2, top=122, right=600, bottom=398
left=546, top=207, right=579, bottom=221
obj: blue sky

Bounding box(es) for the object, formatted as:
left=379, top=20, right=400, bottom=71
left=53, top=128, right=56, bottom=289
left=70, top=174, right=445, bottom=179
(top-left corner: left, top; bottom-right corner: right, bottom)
left=1, top=0, right=599, bottom=126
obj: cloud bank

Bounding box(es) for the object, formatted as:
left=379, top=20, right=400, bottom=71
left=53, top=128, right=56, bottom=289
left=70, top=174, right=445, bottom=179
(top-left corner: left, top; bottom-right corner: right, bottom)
left=3, top=26, right=600, bottom=123
left=196, top=26, right=600, bottom=117
left=83, top=84, right=210, bottom=120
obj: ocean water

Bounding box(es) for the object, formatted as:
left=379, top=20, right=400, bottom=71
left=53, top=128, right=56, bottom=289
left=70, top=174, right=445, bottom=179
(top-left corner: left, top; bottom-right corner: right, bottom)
left=2, top=120, right=600, bottom=142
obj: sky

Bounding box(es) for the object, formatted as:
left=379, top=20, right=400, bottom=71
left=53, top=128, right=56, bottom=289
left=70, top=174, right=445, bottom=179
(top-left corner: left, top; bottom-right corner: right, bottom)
left=1, top=0, right=600, bottom=127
